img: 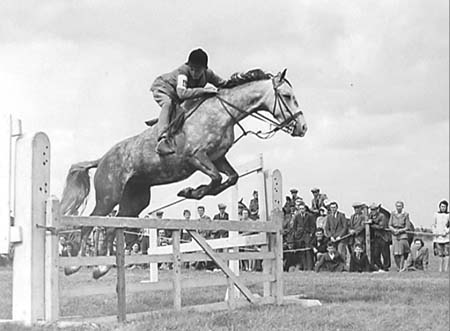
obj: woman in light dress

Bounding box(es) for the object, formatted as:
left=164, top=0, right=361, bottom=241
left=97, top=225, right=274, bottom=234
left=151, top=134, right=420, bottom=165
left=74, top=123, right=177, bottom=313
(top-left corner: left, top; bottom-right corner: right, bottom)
left=432, top=200, right=449, bottom=272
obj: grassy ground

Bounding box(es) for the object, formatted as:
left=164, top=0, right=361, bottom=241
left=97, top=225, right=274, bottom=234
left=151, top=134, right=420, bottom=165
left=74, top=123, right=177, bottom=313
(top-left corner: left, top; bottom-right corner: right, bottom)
left=0, top=243, right=448, bottom=331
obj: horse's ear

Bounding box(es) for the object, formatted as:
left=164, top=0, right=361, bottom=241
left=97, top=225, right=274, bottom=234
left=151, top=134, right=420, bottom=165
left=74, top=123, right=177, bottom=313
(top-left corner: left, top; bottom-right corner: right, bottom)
left=280, top=68, right=287, bottom=81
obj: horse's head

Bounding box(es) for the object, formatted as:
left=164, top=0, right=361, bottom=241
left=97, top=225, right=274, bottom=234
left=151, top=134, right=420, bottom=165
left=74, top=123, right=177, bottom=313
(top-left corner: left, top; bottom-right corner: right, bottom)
left=269, top=69, right=308, bottom=137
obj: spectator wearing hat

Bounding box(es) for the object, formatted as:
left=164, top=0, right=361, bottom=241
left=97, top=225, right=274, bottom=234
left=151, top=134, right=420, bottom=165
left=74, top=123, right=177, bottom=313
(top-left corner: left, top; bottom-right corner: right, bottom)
left=325, top=201, right=348, bottom=261
left=315, top=242, right=345, bottom=272
left=310, top=188, right=328, bottom=215
left=349, top=243, right=371, bottom=272
left=432, top=200, right=449, bottom=272
left=249, top=190, right=259, bottom=220
left=316, top=206, right=329, bottom=237
left=289, top=189, right=302, bottom=209
left=389, top=201, right=413, bottom=271
left=368, top=203, right=391, bottom=271
left=291, top=203, right=316, bottom=270
left=401, top=238, right=429, bottom=272
left=348, top=203, right=367, bottom=254
left=213, top=203, right=229, bottom=238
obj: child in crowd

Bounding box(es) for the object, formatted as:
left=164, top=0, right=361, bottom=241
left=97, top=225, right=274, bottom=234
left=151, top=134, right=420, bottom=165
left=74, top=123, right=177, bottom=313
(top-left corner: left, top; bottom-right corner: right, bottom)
left=349, top=243, right=371, bottom=272
left=311, top=228, right=329, bottom=263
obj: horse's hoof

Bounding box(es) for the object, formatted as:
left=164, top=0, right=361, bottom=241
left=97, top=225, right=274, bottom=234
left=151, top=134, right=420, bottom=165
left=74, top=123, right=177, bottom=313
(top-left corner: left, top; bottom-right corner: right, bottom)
left=93, top=265, right=111, bottom=279
left=64, top=266, right=81, bottom=276
left=177, top=187, right=193, bottom=198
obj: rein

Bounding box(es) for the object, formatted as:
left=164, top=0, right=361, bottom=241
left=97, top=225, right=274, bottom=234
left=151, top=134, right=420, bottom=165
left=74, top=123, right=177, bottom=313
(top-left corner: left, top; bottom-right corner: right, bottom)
left=163, top=77, right=302, bottom=144
left=215, top=79, right=303, bottom=143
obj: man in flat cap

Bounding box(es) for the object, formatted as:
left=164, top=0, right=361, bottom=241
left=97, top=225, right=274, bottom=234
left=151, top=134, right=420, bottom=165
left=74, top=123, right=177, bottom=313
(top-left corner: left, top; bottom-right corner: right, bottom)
left=289, top=189, right=303, bottom=213
left=249, top=190, right=259, bottom=220
left=368, top=203, right=391, bottom=271
left=213, top=203, right=229, bottom=238
left=348, top=202, right=367, bottom=255
left=310, top=188, right=328, bottom=216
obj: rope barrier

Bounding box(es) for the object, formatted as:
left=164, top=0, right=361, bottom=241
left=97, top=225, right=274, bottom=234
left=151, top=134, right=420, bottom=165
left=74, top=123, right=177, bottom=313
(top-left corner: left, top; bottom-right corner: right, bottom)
left=147, top=166, right=262, bottom=215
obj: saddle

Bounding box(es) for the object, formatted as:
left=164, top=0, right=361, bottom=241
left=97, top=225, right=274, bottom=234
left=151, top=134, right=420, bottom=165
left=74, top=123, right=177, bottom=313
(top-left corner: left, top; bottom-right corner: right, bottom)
left=145, top=97, right=210, bottom=137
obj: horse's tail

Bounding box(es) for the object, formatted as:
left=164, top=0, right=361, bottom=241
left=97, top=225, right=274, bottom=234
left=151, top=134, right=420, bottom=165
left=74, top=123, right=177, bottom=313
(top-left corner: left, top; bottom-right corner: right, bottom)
left=61, top=159, right=100, bottom=216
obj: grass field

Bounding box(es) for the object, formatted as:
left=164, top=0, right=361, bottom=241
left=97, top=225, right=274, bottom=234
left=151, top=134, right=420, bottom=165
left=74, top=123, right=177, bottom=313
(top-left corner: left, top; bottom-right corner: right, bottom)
left=0, top=242, right=448, bottom=331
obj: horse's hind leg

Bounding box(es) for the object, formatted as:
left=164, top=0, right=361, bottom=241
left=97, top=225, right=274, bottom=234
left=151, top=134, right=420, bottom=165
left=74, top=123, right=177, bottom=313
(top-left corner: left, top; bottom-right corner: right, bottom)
left=64, top=200, right=117, bottom=276
left=93, top=178, right=151, bottom=279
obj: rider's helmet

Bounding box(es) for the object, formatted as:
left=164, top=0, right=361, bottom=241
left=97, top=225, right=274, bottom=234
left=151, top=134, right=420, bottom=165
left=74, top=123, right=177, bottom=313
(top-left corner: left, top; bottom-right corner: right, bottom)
left=187, top=48, right=208, bottom=68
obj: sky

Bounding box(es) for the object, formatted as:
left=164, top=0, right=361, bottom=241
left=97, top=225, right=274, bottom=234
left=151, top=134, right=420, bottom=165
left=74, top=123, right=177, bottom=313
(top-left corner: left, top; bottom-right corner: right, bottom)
left=0, top=0, right=448, bottom=228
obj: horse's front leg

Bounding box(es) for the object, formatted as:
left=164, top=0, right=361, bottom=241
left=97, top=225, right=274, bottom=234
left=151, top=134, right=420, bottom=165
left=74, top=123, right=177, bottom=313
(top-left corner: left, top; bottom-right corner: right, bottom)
left=178, top=152, right=222, bottom=199
left=207, top=156, right=239, bottom=196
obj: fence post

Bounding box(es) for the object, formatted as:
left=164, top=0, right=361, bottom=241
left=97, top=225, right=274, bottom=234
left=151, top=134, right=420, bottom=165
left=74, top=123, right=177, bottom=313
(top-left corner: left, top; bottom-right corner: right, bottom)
left=13, top=132, right=50, bottom=324
left=148, top=229, right=158, bottom=282
left=172, top=229, right=182, bottom=311
left=116, top=228, right=126, bottom=322
left=271, top=169, right=283, bottom=304
left=45, top=197, right=60, bottom=322
left=365, top=222, right=371, bottom=263
left=262, top=170, right=272, bottom=298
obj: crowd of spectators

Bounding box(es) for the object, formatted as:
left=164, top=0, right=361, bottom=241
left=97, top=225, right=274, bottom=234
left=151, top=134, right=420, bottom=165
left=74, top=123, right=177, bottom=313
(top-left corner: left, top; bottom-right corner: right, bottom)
left=280, top=188, right=449, bottom=273
left=55, top=187, right=449, bottom=275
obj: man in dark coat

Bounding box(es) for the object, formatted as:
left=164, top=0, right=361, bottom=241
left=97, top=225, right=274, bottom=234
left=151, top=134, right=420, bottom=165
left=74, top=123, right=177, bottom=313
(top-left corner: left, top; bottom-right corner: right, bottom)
left=368, top=203, right=391, bottom=271
left=310, top=188, right=328, bottom=215
left=349, top=243, right=372, bottom=272
left=315, top=242, right=345, bottom=272
left=213, top=203, right=229, bottom=238
left=348, top=202, right=367, bottom=253
left=311, top=228, right=329, bottom=263
left=249, top=190, right=259, bottom=220
left=292, top=203, right=316, bottom=270
left=325, top=201, right=348, bottom=261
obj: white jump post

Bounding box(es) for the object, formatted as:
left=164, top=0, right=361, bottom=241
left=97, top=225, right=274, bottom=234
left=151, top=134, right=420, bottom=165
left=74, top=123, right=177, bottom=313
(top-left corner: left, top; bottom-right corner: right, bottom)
left=0, top=114, right=12, bottom=254
left=12, top=132, right=50, bottom=325
left=227, top=153, right=266, bottom=302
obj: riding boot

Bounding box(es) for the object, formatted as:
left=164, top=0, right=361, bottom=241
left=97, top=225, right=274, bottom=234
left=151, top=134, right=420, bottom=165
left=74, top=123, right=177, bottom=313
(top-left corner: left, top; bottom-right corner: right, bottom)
left=156, top=135, right=175, bottom=155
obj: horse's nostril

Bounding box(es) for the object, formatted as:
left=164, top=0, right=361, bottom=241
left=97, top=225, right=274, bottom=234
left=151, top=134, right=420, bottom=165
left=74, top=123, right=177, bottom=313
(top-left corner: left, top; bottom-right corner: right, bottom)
left=302, top=124, right=308, bottom=132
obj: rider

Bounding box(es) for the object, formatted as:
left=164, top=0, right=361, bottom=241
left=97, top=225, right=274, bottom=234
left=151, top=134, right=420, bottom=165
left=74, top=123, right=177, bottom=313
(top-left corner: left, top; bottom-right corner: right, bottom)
left=150, top=48, right=227, bottom=155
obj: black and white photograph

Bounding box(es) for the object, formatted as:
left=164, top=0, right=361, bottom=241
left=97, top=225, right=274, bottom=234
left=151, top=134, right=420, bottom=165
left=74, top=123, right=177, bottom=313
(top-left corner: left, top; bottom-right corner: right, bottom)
left=0, top=1, right=448, bottom=330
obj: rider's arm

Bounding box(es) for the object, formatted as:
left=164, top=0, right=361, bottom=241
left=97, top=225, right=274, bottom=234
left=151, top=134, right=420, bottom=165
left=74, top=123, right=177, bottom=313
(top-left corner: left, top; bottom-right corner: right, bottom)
left=206, top=69, right=227, bottom=87
left=176, top=74, right=211, bottom=100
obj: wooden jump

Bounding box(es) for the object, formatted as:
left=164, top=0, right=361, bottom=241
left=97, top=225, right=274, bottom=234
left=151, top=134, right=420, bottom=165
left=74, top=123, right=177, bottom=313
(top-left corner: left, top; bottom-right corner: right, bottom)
left=6, top=131, right=293, bottom=326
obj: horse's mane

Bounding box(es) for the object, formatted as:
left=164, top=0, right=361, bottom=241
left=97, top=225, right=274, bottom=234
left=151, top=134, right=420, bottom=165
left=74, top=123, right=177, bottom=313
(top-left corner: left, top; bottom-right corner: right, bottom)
left=222, top=69, right=272, bottom=89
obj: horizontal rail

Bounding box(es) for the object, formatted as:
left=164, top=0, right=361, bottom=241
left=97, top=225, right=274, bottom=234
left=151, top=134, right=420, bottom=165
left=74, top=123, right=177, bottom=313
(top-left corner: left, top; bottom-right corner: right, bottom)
left=63, top=273, right=274, bottom=298
left=60, top=216, right=280, bottom=233
left=152, top=233, right=267, bottom=254
left=59, top=251, right=274, bottom=267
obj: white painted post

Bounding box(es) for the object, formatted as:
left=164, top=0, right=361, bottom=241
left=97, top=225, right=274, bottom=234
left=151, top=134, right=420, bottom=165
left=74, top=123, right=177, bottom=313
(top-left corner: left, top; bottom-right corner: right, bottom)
left=148, top=228, right=158, bottom=282
left=0, top=114, right=11, bottom=254
left=226, top=179, right=240, bottom=303
left=13, top=132, right=50, bottom=324
left=271, top=170, right=284, bottom=304
left=45, top=197, right=60, bottom=322
left=261, top=169, right=272, bottom=297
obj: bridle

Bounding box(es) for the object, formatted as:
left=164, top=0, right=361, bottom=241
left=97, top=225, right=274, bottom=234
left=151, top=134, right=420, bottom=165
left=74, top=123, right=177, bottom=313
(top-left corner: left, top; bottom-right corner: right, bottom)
left=215, top=76, right=304, bottom=143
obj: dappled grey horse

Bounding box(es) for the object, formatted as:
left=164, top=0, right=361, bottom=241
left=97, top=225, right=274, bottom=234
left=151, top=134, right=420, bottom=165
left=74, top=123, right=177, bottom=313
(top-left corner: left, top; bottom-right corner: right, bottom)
left=61, top=69, right=308, bottom=278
